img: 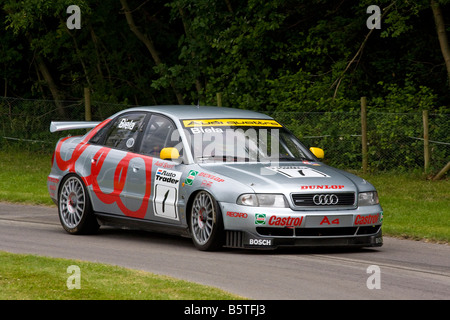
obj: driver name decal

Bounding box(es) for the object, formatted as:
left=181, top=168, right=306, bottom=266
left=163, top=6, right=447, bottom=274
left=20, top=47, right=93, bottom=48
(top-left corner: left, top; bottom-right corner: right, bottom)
left=118, top=118, right=136, bottom=130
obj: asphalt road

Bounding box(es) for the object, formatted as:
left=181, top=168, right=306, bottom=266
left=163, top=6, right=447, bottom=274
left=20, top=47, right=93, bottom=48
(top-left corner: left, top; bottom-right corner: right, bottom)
left=0, top=202, right=449, bottom=300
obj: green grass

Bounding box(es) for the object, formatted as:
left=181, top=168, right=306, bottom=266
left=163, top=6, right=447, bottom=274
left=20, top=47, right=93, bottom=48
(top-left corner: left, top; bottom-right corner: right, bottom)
left=0, top=149, right=53, bottom=205
left=360, top=173, right=450, bottom=243
left=0, top=251, right=242, bottom=300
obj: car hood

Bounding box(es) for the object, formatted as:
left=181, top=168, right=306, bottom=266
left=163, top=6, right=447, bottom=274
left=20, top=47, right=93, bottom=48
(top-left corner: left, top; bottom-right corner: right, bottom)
left=199, top=162, right=375, bottom=194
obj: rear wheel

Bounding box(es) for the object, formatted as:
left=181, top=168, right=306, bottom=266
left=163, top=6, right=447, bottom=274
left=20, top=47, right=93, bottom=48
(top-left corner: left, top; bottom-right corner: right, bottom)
left=189, top=191, right=224, bottom=251
left=58, top=175, right=99, bottom=234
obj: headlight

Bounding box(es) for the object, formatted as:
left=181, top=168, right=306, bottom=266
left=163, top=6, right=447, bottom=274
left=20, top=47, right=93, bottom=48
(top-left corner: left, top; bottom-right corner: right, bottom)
left=358, top=192, right=379, bottom=206
left=237, top=194, right=288, bottom=208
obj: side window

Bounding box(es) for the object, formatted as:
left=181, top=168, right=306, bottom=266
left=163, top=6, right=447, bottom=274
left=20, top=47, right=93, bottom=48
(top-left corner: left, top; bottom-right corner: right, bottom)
left=139, top=114, right=181, bottom=158
left=103, top=113, right=146, bottom=151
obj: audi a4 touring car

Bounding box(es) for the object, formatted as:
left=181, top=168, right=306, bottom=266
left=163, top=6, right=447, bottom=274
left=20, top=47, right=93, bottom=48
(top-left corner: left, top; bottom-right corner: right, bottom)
left=48, top=105, right=383, bottom=250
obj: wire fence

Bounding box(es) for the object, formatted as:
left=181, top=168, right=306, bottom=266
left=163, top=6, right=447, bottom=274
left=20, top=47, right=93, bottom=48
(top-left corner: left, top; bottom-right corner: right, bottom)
left=1, top=96, right=449, bottom=175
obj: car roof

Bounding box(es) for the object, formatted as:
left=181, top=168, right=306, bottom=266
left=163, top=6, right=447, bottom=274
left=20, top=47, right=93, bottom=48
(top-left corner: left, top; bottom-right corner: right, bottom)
left=119, top=105, right=274, bottom=120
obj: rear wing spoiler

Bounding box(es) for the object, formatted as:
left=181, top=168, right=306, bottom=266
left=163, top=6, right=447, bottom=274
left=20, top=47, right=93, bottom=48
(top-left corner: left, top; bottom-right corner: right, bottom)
left=50, top=121, right=101, bottom=133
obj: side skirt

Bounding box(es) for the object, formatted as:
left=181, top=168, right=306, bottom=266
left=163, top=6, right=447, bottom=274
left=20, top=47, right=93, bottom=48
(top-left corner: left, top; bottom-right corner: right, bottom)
left=95, top=212, right=190, bottom=238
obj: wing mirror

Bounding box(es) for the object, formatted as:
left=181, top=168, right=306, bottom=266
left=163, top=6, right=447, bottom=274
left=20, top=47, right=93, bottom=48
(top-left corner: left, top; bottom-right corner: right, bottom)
left=160, top=147, right=180, bottom=160
left=309, top=147, right=324, bottom=159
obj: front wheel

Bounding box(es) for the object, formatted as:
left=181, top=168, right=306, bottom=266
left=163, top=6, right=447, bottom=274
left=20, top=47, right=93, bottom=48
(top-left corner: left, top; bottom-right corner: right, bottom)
left=58, top=175, right=99, bottom=235
left=189, top=191, right=224, bottom=251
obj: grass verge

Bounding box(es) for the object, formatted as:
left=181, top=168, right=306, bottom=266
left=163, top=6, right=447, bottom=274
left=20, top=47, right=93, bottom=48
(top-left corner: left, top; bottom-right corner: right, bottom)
left=0, top=251, right=243, bottom=300
left=0, top=149, right=53, bottom=205
left=360, top=172, right=449, bottom=243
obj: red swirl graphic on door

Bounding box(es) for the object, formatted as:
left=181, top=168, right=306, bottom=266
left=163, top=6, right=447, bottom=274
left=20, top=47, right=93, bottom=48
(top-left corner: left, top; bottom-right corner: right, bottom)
left=54, top=119, right=152, bottom=219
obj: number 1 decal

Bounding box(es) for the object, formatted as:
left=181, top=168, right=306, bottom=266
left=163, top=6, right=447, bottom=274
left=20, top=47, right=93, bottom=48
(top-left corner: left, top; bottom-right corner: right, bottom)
left=153, top=169, right=182, bottom=220
left=154, top=185, right=178, bottom=219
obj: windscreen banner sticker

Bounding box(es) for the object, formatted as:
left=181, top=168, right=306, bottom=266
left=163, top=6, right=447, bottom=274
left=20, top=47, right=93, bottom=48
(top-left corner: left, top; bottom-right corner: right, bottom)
left=153, top=169, right=182, bottom=220
left=267, top=166, right=330, bottom=178
left=182, top=119, right=282, bottom=127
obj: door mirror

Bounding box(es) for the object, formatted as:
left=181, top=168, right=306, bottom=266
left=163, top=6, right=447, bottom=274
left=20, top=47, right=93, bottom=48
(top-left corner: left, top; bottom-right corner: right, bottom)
left=309, top=147, right=324, bottom=159
left=160, top=147, right=180, bottom=160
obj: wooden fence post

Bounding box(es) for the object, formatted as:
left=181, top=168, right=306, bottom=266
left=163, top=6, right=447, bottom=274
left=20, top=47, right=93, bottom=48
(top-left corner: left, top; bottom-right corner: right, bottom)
left=361, top=97, right=368, bottom=173
left=84, top=87, right=92, bottom=121
left=423, top=110, right=430, bottom=174
left=216, top=92, right=222, bottom=107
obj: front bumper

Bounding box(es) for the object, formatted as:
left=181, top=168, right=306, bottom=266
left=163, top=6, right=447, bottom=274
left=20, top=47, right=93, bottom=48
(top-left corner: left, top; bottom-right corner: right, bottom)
left=225, top=228, right=383, bottom=249
left=220, top=203, right=383, bottom=249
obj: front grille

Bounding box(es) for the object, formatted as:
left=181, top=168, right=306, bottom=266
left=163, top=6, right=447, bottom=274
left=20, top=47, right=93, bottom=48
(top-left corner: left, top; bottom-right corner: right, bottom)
left=291, top=192, right=355, bottom=207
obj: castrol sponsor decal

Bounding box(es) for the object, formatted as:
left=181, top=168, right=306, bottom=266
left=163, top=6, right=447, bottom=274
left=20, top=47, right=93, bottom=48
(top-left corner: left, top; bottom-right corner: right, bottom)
left=254, top=214, right=304, bottom=227
left=354, top=213, right=380, bottom=225
left=268, top=215, right=304, bottom=227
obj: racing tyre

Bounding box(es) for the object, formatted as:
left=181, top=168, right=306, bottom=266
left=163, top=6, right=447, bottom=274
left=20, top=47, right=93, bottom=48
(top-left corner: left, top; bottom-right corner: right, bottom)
left=58, top=175, right=99, bottom=235
left=189, top=191, right=224, bottom=251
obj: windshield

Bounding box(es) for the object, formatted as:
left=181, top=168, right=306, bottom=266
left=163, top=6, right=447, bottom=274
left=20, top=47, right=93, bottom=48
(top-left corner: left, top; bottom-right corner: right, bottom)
left=181, top=118, right=314, bottom=163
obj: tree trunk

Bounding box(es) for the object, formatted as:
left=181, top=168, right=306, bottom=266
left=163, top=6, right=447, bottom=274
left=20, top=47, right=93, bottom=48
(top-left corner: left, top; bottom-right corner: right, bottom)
left=430, top=0, right=450, bottom=87
left=34, top=54, right=66, bottom=118
left=120, top=0, right=185, bottom=105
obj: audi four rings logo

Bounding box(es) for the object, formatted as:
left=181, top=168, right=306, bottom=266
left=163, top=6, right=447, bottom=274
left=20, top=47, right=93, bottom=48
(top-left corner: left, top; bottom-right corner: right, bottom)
left=313, top=194, right=339, bottom=205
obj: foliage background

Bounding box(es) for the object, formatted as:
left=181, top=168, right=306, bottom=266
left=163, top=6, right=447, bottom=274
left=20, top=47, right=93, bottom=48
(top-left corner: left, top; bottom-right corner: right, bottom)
left=0, top=0, right=449, bottom=172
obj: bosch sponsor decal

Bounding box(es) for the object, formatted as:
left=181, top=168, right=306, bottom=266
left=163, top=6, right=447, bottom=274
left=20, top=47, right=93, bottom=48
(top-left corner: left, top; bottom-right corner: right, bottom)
left=354, top=213, right=380, bottom=225
left=182, top=119, right=282, bottom=128
left=249, top=239, right=272, bottom=246
left=267, top=166, right=330, bottom=178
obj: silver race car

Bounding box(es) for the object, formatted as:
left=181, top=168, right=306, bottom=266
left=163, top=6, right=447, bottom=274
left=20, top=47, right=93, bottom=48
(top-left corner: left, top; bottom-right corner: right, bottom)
left=48, top=106, right=383, bottom=250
